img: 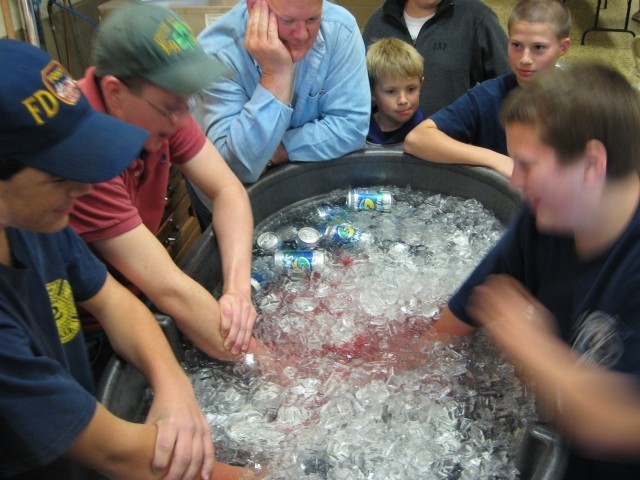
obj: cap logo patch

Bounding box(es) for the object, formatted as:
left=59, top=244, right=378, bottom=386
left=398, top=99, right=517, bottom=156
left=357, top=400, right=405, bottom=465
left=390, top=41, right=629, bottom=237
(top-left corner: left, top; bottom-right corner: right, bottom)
left=154, top=17, right=198, bottom=56
left=22, top=60, right=80, bottom=126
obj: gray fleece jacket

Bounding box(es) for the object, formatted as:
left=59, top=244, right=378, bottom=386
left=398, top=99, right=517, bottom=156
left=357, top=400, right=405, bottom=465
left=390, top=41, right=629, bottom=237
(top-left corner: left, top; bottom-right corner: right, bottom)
left=363, top=0, right=510, bottom=117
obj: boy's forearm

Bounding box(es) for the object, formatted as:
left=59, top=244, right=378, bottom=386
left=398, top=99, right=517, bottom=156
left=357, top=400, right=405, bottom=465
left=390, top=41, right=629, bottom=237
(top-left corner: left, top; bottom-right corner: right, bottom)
left=404, top=122, right=474, bottom=165
left=66, top=404, right=162, bottom=479
left=405, top=122, right=513, bottom=176
left=81, top=275, right=191, bottom=382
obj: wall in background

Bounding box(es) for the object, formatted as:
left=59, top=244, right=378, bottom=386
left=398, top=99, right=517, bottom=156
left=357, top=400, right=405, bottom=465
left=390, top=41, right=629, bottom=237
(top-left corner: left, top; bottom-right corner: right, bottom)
left=1, top=0, right=105, bottom=77
left=0, top=0, right=382, bottom=77
left=334, top=0, right=379, bottom=31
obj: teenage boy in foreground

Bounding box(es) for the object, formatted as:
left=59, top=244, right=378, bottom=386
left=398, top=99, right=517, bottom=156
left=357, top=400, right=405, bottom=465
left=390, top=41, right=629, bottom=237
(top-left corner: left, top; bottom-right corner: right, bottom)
left=0, top=40, right=254, bottom=480
left=404, top=0, right=570, bottom=178
left=429, top=63, right=640, bottom=479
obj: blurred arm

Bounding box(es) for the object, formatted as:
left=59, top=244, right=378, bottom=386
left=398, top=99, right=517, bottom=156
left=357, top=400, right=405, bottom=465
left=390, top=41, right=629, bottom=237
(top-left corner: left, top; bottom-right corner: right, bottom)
left=469, top=274, right=640, bottom=458
left=430, top=306, right=477, bottom=337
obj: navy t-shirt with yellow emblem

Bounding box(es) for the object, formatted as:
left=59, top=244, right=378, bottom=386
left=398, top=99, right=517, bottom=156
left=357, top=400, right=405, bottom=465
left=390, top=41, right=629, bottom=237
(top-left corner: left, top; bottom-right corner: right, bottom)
left=0, top=226, right=106, bottom=478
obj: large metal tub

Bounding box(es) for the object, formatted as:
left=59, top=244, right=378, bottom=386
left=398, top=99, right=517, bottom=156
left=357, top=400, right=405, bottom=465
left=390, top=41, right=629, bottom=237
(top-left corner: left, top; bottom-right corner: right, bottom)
left=97, top=151, right=566, bottom=479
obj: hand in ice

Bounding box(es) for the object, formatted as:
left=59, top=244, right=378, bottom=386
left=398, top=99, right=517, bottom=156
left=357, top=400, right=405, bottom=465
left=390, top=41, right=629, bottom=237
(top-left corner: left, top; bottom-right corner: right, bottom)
left=145, top=378, right=214, bottom=480
left=219, top=290, right=258, bottom=355
left=467, top=274, right=557, bottom=357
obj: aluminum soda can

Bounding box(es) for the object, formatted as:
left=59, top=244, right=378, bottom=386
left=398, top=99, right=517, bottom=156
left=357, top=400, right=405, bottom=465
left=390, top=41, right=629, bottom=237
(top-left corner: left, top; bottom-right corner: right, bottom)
left=250, top=274, right=266, bottom=293
left=295, top=226, right=322, bottom=249
left=256, top=231, right=282, bottom=254
left=346, top=188, right=393, bottom=211
left=316, top=205, right=351, bottom=223
left=275, top=224, right=299, bottom=244
left=274, top=250, right=325, bottom=273
left=324, top=224, right=371, bottom=246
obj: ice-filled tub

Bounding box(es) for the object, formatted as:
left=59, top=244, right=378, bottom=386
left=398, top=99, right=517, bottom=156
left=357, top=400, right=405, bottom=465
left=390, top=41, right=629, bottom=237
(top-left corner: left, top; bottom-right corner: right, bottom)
left=98, top=151, right=567, bottom=479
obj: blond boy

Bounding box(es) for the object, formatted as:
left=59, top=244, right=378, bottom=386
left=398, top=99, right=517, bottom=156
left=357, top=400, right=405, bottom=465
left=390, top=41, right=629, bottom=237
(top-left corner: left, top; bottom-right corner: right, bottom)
left=404, top=0, right=570, bottom=177
left=366, top=38, right=425, bottom=145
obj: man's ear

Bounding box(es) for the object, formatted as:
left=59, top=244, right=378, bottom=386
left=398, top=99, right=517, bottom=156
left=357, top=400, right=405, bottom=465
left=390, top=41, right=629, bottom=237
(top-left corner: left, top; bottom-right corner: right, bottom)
left=559, top=36, right=571, bottom=57
left=582, top=139, right=607, bottom=186
left=99, top=75, right=127, bottom=118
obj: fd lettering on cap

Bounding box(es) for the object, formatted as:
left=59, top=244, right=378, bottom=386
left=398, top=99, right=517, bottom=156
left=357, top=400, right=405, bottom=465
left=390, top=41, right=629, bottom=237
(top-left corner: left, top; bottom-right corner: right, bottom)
left=22, top=61, right=80, bottom=125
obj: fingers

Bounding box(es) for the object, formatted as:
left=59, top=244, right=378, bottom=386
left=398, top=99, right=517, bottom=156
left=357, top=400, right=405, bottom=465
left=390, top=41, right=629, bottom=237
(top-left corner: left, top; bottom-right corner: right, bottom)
left=245, top=0, right=269, bottom=50
left=146, top=395, right=213, bottom=480
left=165, top=424, right=203, bottom=480
left=468, top=274, right=557, bottom=350
left=267, top=7, right=279, bottom=42
left=244, top=0, right=292, bottom=79
left=246, top=0, right=258, bottom=12
left=200, top=426, right=215, bottom=480
left=219, top=293, right=257, bottom=355
left=151, top=421, right=176, bottom=475
left=219, top=296, right=232, bottom=339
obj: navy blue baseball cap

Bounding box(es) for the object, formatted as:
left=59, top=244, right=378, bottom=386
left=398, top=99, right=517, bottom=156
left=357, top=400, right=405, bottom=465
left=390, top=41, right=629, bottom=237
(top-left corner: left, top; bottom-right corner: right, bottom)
left=0, top=39, right=148, bottom=183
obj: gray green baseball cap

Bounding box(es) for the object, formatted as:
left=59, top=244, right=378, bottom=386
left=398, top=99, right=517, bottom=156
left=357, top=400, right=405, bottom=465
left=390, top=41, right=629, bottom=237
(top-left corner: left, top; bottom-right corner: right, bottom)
left=93, top=2, right=224, bottom=95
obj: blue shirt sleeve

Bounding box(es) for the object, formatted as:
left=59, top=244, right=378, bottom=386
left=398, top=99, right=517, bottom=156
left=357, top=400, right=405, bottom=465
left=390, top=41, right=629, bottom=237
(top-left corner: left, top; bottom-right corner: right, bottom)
left=195, top=1, right=370, bottom=183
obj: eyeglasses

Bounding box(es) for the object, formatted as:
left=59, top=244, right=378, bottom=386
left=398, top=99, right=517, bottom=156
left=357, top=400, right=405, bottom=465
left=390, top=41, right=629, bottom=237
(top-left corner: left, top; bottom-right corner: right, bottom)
left=121, top=80, right=190, bottom=123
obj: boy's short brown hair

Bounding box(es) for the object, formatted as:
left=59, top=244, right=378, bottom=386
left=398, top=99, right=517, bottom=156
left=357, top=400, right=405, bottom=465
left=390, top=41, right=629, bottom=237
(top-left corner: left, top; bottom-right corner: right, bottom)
left=508, top=0, right=571, bottom=39
left=500, top=63, right=640, bottom=178
left=366, top=38, right=424, bottom=88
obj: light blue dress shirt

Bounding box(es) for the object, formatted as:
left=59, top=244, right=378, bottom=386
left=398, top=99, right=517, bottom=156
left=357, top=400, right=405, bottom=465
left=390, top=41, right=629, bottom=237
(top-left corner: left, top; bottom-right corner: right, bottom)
left=194, top=0, right=370, bottom=184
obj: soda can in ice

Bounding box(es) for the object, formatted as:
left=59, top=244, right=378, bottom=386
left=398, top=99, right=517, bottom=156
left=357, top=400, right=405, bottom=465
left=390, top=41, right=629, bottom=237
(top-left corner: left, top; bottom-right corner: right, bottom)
left=346, top=188, right=393, bottom=211
left=275, top=224, right=299, bottom=244
left=250, top=257, right=276, bottom=293
left=256, top=231, right=282, bottom=254
left=324, top=224, right=372, bottom=246
left=274, top=250, right=325, bottom=273
left=250, top=274, right=267, bottom=293
left=316, top=205, right=352, bottom=223
left=295, top=226, right=322, bottom=249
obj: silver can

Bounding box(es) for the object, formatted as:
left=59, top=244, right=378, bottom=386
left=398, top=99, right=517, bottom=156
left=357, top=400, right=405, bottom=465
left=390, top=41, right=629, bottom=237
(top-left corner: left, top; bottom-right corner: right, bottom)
left=295, top=226, right=322, bottom=249
left=346, top=188, right=393, bottom=211
left=324, top=224, right=372, bottom=246
left=274, top=250, right=325, bottom=273
left=256, top=231, right=282, bottom=254
left=275, top=224, right=299, bottom=243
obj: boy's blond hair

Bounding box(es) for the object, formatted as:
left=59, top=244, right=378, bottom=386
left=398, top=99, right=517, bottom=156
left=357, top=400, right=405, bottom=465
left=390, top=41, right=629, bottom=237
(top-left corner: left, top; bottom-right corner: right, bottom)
left=508, top=0, right=571, bottom=39
left=366, top=38, right=424, bottom=89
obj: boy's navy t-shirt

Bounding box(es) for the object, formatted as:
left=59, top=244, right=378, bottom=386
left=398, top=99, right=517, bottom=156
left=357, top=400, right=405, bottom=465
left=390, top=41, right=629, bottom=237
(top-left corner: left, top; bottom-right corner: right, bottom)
left=430, top=72, right=518, bottom=156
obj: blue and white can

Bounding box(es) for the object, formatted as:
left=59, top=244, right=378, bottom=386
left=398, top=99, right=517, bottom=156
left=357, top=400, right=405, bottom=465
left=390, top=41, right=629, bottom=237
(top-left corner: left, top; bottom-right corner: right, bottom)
left=324, top=224, right=371, bottom=246
left=346, top=188, right=393, bottom=211
left=274, top=250, right=325, bottom=273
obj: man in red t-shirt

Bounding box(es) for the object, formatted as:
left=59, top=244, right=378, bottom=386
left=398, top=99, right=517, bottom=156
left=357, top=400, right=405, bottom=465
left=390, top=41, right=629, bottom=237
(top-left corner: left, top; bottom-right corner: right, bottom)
left=71, top=4, right=257, bottom=377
